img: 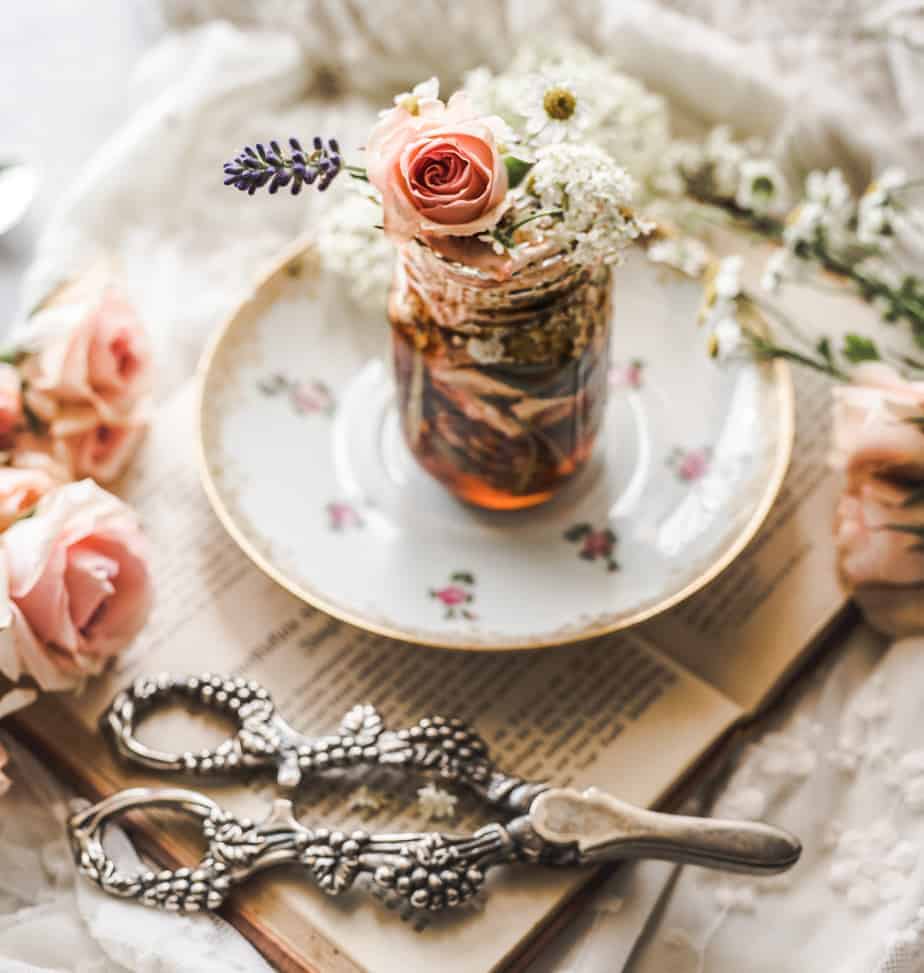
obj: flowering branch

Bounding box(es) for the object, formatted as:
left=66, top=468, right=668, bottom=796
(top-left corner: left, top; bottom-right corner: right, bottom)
left=223, top=138, right=364, bottom=195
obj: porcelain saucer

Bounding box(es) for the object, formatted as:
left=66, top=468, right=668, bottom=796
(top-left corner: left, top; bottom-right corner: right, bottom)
left=198, top=240, right=792, bottom=650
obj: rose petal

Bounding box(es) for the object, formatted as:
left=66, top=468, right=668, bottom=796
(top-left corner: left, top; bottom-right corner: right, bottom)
left=65, top=544, right=119, bottom=633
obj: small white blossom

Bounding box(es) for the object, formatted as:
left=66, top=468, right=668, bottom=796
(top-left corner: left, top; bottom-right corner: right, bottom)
left=387, top=76, right=440, bottom=117
left=646, top=236, right=712, bottom=278
left=519, top=71, right=591, bottom=145
left=317, top=187, right=395, bottom=311
left=736, top=158, right=787, bottom=215
left=526, top=143, right=648, bottom=265
left=782, top=201, right=825, bottom=254
left=857, top=168, right=907, bottom=246
left=417, top=783, right=458, bottom=821
left=708, top=315, right=744, bottom=361
left=761, top=249, right=789, bottom=293
left=805, top=168, right=853, bottom=211
left=714, top=255, right=742, bottom=299
left=467, top=42, right=670, bottom=182
left=703, top=126, right=746, bottom=198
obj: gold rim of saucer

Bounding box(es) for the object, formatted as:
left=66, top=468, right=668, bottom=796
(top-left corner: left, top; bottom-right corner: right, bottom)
left=196, top=237, right=795, bottom=652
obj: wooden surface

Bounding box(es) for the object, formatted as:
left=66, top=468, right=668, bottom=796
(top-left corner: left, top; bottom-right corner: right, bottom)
left=0, top=1, right=161, bottom=320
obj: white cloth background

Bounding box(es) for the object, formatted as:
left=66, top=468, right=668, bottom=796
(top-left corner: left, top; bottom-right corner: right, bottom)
left=2, top=2, right=924, bottom=970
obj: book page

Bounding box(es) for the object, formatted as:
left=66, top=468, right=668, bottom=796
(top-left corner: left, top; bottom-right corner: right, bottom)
left=642, top=255, right=873, bottom=710
left=15, top=383, right=739, bottom=973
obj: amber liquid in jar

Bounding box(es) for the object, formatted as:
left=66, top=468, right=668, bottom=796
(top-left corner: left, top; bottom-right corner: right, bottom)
left=389, top=241, right=612, bottom=510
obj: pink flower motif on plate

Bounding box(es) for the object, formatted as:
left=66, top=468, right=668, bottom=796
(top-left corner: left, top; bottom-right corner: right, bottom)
left=609, top=359, right=645, bottom=390
left=668, top=445, right=712, bottom=482
left=430, top=571, right=477, bottom=620
left=258, top=373, right=336, bottom=417
left=326, top=501, right=363, bottom=531
left=563, top=523, right=619, bottom=572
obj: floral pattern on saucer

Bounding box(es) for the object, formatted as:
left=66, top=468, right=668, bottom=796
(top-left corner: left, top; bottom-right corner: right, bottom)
left=609, top=358, right=646, bottom=390
left=564, top=524, right=619, bottom=572
left=258, top=373, right=336, bottom=417
left=668, top=445, right=712, bottom=482
left=326, top=501, right=363, bottom=531
left=430, top=572, right=477, bottom=621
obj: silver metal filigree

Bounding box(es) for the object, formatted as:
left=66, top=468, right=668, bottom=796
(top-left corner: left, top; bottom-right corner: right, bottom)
left=72, top=672, right=804, bottom=919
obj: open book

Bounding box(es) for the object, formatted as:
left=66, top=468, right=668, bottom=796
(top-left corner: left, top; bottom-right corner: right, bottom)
left=10, top=257, right=873, bottom=973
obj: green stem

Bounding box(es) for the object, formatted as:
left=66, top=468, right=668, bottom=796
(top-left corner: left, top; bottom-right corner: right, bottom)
left=494, top=209, right=564, bottom=247
left=345, top=164, right=369, bottom=182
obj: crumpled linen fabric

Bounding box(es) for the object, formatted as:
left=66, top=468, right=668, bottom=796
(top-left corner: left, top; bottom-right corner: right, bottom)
left=2, top=2, right=923, bottom=971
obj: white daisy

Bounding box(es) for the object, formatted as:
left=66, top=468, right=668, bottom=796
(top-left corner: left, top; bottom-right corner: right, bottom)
left=519, top=72, right=591, bottom=145
left=736, top=159, right=788, bottom=216
left=387, top=76, right=440, bottom=117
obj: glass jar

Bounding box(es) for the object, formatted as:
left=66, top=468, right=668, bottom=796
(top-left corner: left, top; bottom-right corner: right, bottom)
left=388, top=240, right=612, bottom=510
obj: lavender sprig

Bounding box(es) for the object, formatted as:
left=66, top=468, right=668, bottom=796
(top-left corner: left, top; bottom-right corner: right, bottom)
left=223, top=137, right=350, bottom=196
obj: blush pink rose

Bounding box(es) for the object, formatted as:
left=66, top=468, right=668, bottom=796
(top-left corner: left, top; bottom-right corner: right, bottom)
left=831, top=363, right=924, bottom=486
left=0, top=479, right=152, bottom=691
left=18, top=262, right=152, bottom=423
left=836, top=478, right=924, bottom=587
left=0, top=467, right=59, bottom=531
left=366, top=82, right=509, bottom=242
left=0, top=364, right=23, bottom=448
left=48, top=408, right=146, bottom=484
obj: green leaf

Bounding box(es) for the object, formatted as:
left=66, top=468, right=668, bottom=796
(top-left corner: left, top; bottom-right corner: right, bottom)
left=816, top=337, right=833, bottom=365
left=902, top=485, right=924, bottom=507
left=503, top=156, right=533, bottom=190
left=842, top=334, right=881, bottom=364
left=906, top=417, right=924, bottom=427
left=885, top=523, right=924, bottom=540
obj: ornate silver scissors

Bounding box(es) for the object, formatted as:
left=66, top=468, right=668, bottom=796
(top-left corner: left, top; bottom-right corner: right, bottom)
left=68, top=672, right=801, bottom=917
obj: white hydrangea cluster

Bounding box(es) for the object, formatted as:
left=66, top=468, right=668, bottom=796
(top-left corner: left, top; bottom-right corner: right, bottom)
left=465, top=41, right=670, bottom=183
left=316, top=187, right=395, bottom=311
left=525, top=143, right=651, bottom=265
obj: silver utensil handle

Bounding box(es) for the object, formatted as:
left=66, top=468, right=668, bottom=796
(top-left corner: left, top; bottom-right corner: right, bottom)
left=529, top=787, right=801, bottom=874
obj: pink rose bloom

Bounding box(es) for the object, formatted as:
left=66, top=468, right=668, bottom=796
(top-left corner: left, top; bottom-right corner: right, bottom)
left=51, top=408, right=146, bottom=483
left=0, top=467, right=59, bottom=531
left=836, top=478, right=924, bottom=588
left=0, top=364, right=23, bottom=447
left=831, top=363, right=924, bottom=486
left=366, top=79, right=509, bottom=242
left=433, top=585, right=468, bottom=606
left=18, top=262, right=152, bottom=423
left=0, top=479, right=152, bottom=691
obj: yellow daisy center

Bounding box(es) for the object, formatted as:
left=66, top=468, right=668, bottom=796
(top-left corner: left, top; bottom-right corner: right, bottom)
left=543, top=86, right=577, bottom=121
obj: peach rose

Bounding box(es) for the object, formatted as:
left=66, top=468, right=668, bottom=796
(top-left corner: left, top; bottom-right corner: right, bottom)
left=836, top=478, right=924, bottom=587
left=835, top=477, right=924, bottom=636
left=366, top=80, right=509, bottom=242
left=831, top=363, right=924, bottom=485
left=0, top=467, right=59, bottom=531
left=17, top=262, right=152, bottom=423
left=0, top=480, right=152, bottom=691
left=0, top=364, right=23, bottom=448
left=46, top=407, right=146, bottom=483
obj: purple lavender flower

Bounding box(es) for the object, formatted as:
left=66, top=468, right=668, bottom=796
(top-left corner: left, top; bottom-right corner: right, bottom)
left=223, top=137, right=344, bottom=196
